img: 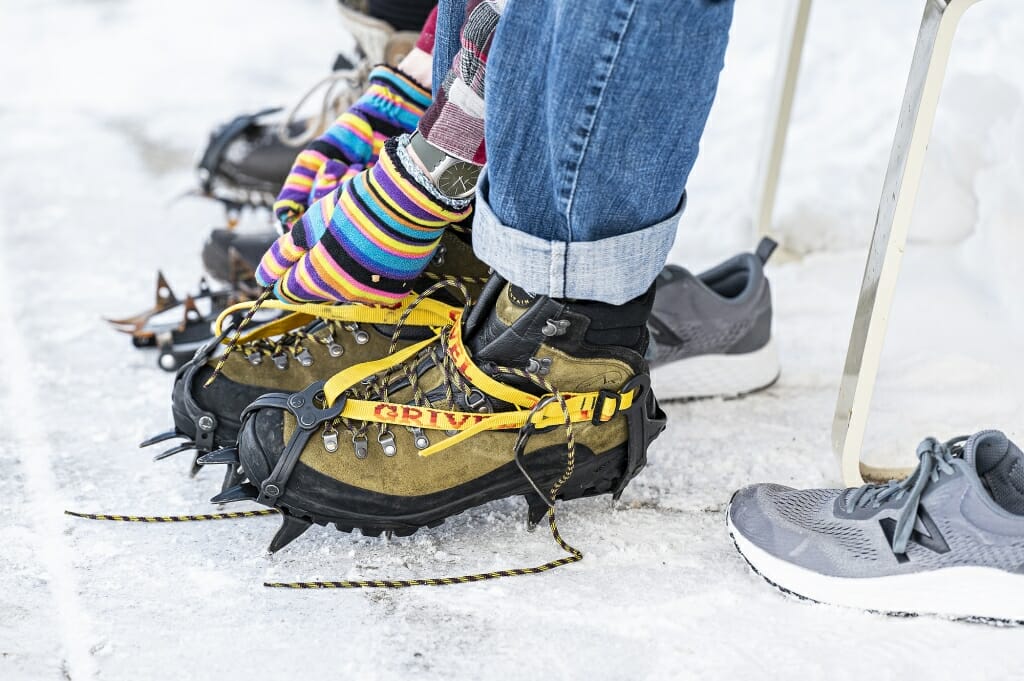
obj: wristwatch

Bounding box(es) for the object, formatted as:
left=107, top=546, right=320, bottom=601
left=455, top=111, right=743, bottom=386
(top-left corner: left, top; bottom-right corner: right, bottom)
left=407, top=131, right=482, bottom=200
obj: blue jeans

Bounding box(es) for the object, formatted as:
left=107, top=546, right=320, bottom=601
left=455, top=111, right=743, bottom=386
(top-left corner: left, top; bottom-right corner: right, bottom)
left=434, top=0, right=734, bottom=304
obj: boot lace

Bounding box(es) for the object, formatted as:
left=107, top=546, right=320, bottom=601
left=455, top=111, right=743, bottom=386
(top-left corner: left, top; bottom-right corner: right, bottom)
left=844, top=435, right=966, bottom=554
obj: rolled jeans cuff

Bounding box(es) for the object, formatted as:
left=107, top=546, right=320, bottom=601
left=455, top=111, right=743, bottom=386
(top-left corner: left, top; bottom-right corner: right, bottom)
left=472, top=178, right=683, bottom=305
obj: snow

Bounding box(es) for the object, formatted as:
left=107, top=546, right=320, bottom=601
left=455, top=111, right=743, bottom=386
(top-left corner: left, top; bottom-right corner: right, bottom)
left=2, top=1, right=1023, bottom=679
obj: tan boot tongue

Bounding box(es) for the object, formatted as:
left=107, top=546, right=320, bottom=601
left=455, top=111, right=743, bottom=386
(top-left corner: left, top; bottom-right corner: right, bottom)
left=499, top=284, right=538, bottom=324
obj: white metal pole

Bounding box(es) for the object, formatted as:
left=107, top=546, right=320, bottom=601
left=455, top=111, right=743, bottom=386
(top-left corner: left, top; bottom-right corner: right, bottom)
left=753, top=0, right=812, bottom=240
left=832, top=0, right=983, bottom=486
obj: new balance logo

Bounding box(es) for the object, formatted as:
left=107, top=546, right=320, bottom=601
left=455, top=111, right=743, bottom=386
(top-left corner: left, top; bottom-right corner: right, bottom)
left=879, top=509, right=950, bottom=563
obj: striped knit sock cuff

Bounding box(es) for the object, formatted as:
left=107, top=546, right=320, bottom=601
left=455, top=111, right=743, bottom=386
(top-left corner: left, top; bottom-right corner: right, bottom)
left=271, top=137, right=473, bottom=305
left=309, top=65, right=432, bottom=168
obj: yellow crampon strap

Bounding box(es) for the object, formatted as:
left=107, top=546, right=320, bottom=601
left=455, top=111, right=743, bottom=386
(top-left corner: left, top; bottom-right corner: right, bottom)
left=228, top=311, right=318, bottom=345
left=319, top=312, right=637, bottom=458
left=212, top=296, right=459, bottom=343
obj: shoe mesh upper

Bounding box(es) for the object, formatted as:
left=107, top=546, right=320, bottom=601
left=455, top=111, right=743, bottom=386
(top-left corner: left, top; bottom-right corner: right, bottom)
left=761, top=486, right=878, bottom=561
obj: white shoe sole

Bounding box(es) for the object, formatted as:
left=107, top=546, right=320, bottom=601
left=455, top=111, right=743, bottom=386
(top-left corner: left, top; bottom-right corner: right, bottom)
left=727, top=510, right=1024, bottom=624
left=650, top=338, right=780, bottom=400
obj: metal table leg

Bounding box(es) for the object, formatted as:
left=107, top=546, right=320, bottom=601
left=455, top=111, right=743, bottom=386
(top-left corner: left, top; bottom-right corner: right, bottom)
left=832, top=0, right=983, bottom=486
left=753, top=0, right=812, bottom=238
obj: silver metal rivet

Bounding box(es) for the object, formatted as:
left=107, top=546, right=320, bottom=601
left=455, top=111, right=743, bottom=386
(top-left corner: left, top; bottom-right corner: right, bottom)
left=197, top=415, right=215, bottom=431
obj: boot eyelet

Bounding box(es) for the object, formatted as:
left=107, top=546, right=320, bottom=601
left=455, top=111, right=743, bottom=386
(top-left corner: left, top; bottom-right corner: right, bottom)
left=465, top=389, right=487, bottom=411
left=322, top=426, right=339, bottom=452
left=378, top=427, right=397, bottom=457
left=345, top=323, right=370, bottom=345
left=408, top=426, right=429, bottom=450
left=352, top=433, right=369, bottom=459
left=542, top=319, right=570, bottom=337
left=431, top=244, right=447, bottom=266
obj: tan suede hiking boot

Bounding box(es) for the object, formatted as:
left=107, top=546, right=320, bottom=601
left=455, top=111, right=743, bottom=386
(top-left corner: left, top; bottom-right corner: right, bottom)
left=140, top=228, right=490, bottom=485
left=198, top=275, right=666, bottom=553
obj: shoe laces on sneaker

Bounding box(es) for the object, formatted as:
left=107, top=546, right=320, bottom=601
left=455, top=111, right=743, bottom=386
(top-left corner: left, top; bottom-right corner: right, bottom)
left=844, top=436, right=967, bottom=554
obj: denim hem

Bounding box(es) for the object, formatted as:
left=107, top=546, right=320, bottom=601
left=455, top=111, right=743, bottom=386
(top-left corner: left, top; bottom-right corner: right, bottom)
left=472, top=186, right=684, bottom=305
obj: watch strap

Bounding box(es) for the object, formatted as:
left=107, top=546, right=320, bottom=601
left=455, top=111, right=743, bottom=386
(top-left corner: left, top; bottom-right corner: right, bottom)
left=408, top=130, right=448, bottom=173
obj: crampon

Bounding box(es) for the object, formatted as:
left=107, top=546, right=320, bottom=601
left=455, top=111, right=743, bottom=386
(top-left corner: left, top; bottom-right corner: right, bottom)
left=191, top=275, right=667, bottom=587
left=139, top=228, right=489, bottom=488
left=75, top=276, right=665, bottom=589
left=106, top=272, right=260, bottom=371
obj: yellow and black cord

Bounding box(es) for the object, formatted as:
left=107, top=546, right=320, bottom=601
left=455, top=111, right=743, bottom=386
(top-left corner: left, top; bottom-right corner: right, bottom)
left=65, top=509, right=278, bottom=522
left=264, top=510, right=581, bottom=589
left=204, top=287, right=274, bottom=387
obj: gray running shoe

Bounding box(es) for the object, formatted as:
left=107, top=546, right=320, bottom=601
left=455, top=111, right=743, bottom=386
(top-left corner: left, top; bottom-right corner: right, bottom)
left=728, top=431, right=1024, bottom=623
left=649, top=238, right=779, bottom=400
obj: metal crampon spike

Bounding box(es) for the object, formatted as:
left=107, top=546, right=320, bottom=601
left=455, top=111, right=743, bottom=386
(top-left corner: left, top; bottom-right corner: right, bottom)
left=210, top=483, right=259, bottom=505
left=196, top=447, right=240, bottom=465
left=267, top=514, right=313, bottom=553
left=104, top=272, right=180, bottom=327
left=154, top=270, right=178, bottom=308
left=524, top=494, right=551, bottom=531
left=221, top=466, right=246, bottom=493
left=182, top=295, right=202, bottom=325
left=189, top=456, right=203, bottom=479
left=139, top=429, right=185, bottom=448
left=107, top=317, right=149, bottom=332
left=152, top=442, right=196, bottom=461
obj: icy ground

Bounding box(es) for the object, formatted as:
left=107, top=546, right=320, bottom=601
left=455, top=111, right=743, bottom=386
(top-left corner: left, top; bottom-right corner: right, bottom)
left=2, top=1, right=1024, bottom=679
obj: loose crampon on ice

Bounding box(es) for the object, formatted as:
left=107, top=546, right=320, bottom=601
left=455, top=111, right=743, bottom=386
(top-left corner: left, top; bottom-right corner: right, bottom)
left=109, top=229, right=276, bottom=372
left=195, top=275, right=666, bottom=572
left=141, top=228, right=490, bottom=487
left=107, top=272, right=262, bottom=371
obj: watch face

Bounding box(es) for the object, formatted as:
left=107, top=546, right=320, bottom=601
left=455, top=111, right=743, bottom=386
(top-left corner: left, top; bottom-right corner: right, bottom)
left=437, top=162, right=482, bottom=198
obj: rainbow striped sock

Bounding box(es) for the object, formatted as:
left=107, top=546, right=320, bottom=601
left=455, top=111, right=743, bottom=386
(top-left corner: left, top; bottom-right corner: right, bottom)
left=257, top=137, right=473, bottom=305
left=274, top=65, right=432, bottom=228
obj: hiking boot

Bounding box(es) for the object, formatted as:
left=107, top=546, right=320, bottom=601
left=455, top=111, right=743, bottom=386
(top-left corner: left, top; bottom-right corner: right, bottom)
left=141, top=227, right=490, bottom=477
left=207, top=275, right=666, bottom=552
left=649, top=238, right=779, bottom=400
left=728, top=431, right=1024, bottom=623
